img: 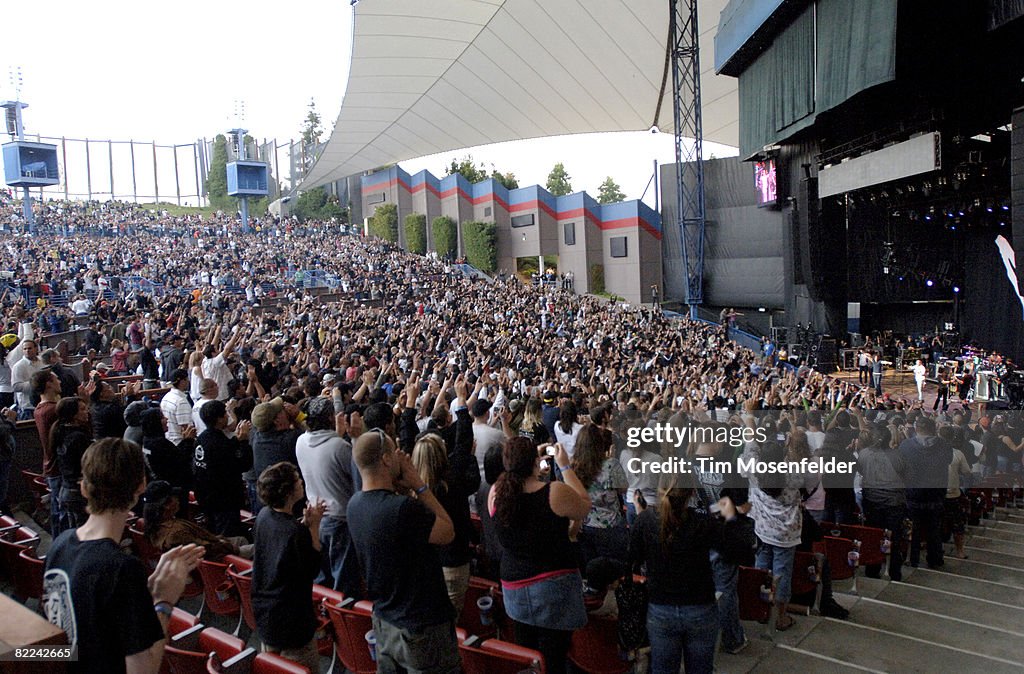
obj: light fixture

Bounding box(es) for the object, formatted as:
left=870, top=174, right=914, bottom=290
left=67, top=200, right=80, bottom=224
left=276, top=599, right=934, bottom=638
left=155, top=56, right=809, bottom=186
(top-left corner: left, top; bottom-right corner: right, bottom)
left=953, top=286, right=960, bottom=293
left=926, top=279, right=934, bottom=287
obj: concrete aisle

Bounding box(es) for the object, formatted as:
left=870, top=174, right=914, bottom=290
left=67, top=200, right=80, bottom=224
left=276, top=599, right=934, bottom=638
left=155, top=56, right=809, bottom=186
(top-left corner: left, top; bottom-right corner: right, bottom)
left=720, top=505, right=1024, bottom=673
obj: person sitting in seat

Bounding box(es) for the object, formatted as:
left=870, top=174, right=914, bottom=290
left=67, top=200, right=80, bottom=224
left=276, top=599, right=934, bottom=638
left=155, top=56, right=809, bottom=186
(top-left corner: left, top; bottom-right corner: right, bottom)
left=142, top=480, right=252, bottom=560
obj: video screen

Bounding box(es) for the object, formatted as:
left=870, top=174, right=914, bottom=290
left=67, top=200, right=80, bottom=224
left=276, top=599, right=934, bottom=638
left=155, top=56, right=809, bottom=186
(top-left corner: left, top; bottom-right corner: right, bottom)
left=755, top=159, right=777, bottom=206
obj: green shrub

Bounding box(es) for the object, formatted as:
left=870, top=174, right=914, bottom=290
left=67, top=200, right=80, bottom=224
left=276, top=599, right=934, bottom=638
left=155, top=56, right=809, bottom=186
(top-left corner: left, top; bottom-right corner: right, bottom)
left=432, top=216, right=457, bottom=257
left=463, top=220, right=497, bottom=272
left=368, top=203, right=398, bottom=242
left=404, top=213, right=427, bottom=254
left=589, top=264, right=605, bottom=295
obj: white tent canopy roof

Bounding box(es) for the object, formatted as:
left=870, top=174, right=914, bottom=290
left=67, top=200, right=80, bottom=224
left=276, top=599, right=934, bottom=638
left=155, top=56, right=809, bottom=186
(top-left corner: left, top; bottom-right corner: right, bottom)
left=302, top=0, right=737, bottom=188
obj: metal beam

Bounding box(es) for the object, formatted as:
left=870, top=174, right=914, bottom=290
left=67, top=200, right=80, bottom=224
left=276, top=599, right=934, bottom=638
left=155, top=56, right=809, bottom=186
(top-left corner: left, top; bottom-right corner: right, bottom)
left=670, top=0, right=706, bottom=316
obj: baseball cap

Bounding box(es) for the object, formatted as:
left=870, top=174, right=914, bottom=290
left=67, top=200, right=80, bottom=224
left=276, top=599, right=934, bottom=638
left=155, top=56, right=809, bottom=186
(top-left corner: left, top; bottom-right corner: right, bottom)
left=142, top=480, right=182, bottom=505
left=0, top=334, right=18, bottom=349
left=251, top=397, right=285, bottom=432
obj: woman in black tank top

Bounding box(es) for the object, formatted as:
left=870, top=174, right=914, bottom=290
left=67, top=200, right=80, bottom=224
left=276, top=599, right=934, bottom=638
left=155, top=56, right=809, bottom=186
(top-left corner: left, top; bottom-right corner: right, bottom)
left=489, top=438, right=591, bottom=674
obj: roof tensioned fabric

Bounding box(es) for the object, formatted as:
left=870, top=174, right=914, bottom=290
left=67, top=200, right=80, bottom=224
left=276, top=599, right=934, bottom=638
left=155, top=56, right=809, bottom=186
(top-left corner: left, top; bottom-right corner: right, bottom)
left=302, top=0, right=738, bottom=188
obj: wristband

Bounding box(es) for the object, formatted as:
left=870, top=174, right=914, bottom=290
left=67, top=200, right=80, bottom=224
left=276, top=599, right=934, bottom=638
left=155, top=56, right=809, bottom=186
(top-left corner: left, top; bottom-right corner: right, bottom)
left=154, top=601, right=173, bottom=618
left=415, top=484, right=429, bottom=495
left=559, top=465, right=572, bottom=473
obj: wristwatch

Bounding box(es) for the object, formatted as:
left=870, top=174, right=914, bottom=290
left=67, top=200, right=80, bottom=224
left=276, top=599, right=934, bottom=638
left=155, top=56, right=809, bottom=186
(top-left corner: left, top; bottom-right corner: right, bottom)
left=154, top=601, right=173, bottom=618
left=415, top=484, right=429, bottom=495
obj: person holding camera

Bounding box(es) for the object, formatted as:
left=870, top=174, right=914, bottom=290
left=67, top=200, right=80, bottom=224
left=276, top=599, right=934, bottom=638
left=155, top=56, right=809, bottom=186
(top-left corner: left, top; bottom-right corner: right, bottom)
left=490, top=439, right=590, bottom=674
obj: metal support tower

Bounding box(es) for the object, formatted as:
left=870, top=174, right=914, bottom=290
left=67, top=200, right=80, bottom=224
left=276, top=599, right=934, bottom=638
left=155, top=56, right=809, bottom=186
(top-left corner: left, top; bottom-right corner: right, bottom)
left=670, top=0, right=706, bottom=319
left=2, top=100, right=35, bottom=232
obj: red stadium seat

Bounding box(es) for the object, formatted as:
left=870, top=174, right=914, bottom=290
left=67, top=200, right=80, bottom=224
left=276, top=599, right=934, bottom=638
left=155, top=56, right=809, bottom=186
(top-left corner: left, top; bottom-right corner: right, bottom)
left=21, top=470, right=50, bottom=521
left=197, top=559, right=243, bottom=634
left=0, top=525, right=39, bottom=585
left=323, top=598, right=375, bottom=674
left=222, top=554, right=252, bottom=572
left=311, top=585, right=345, bottom=658
left=459, top=576, right=502, bottom=639
left=568, top=615, right=630, bottom=674
left=160, top=610, right=203, bottom=674
left=460, top=635, right=546, bottom=674
left=129, top=520, right=162, bottom=570
left=13, top=547, right=45, bottom=603
left=737, top=566, right=773, bottom=622
left=164, top=626, right=247, bottom=674
left=205, top=650, right=312, bottom=674
left=226, top=566, right=257, bottom=633
left=815, top=536, right=856, bottom=582
left=790, top=551, right=823, bottom=614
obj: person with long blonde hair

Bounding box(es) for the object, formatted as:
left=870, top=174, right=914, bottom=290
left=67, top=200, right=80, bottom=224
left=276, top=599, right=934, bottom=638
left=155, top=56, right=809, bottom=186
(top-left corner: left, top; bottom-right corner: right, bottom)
left=412, top=431, right=479, bottom=620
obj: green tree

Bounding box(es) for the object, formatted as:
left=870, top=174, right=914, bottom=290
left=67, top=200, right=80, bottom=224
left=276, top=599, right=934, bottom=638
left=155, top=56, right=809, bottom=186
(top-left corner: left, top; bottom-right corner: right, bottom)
left=404, top=213, right=427, bottom=254
left=589, top=264, right=606, bottom=295
left=205, top=134, right=232, bottom=210
left=546, top=162, right=572, bottom=196
left=432, top=216, right=457, bottom=258
left=597, top=176, right=626, bottom=204
left=293, top=187, right=328, bottom=222
left=369, top=203, right=399, bottom=242
left=462, top=221, right=497, bottom=272
left=301, top=98, right=323, bottom=147
left=491, top=170, right=519, bottom=190
left=446, top=155, right=488, bottom=183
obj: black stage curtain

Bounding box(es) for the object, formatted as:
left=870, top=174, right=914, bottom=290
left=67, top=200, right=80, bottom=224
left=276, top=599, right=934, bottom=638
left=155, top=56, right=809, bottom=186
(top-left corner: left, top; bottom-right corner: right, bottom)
left=962, top=230, right=1024, bottom=359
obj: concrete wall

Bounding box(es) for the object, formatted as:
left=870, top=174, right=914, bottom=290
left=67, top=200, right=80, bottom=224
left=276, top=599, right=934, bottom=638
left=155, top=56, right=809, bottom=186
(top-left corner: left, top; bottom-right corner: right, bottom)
left=555, top=193, right=602, bottom=294
left=410, top=170, right=442, bottom=250
left=600, top=201, right=663, bottom=304
left=361, top=167, right=663, bottom=298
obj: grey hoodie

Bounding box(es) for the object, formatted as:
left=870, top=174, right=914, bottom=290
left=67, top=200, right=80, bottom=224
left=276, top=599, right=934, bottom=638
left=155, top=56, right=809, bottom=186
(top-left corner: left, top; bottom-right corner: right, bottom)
left=296, top=429, right=356, bottom=518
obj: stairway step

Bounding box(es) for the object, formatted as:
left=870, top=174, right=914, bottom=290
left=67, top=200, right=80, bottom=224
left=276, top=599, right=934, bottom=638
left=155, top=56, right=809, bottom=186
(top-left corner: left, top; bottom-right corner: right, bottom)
left=939, top=557, right=1024, bottom=588
left=904, top=568, right=1024, bottom=605
left=795, top=618, right=1024, bottom=673
left=750, top=643, right=883, bottom=673
left=991, top=519, right=1024, bottom=530
left=965, top=536, right=1024, bottom=556
left=846, top=596, right=1024, bottom=663
left=959, top=546, right=1024, bottom=568
left=970, top=528, right=1024, bottom=544
left=875, top=582, right=1024, bottom=634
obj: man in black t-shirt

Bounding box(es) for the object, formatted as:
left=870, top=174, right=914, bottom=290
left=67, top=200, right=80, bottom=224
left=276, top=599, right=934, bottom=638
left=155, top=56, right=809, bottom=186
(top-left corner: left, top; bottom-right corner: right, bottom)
left=43, top=437, right=204, bottom=674
left=347, top=427, right=460, bottom=674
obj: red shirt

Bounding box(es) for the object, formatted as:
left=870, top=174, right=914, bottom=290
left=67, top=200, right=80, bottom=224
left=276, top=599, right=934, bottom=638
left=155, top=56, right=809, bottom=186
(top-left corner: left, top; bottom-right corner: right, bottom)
left=35, top=400, right=59, bottom=477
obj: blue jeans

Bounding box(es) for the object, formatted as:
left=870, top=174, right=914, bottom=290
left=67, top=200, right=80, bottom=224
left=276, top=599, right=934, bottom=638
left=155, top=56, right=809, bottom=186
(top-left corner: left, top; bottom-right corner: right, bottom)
left=756, top=543, right=797, bottom=603
left=318, top=516, right=362, bottom=598
left=647, top=602, right=718, bottom=674
left=710, top=549, right=744, bottom=649
left=47, top=476, right=65, bottom=537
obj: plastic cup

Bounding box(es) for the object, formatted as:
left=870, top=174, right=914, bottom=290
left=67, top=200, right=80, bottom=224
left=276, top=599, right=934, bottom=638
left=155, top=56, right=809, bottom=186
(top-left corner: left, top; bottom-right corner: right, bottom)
left=477, top=595, right=494, bottom=626
left=365, top=630, right=377, bottom=661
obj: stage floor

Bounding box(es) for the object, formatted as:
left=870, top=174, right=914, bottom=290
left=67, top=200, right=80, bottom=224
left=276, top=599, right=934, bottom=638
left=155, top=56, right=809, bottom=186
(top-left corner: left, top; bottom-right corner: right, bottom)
left=829, top=367, right=973, bottom=412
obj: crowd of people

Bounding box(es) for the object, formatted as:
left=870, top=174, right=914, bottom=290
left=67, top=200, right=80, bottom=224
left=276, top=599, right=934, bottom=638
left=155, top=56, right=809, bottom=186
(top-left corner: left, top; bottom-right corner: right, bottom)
left=0, top=197, right=1017, bottom=674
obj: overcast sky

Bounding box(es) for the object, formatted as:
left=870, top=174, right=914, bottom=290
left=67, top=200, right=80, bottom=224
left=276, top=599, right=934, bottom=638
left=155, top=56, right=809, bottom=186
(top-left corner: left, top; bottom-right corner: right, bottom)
left=1, top=0, right=736, bottom=206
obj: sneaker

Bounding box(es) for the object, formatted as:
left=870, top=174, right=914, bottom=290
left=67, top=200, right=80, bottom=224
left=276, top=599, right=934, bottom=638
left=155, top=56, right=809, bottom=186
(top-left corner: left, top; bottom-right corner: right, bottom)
left=723, top=638, right=750, bottom=655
